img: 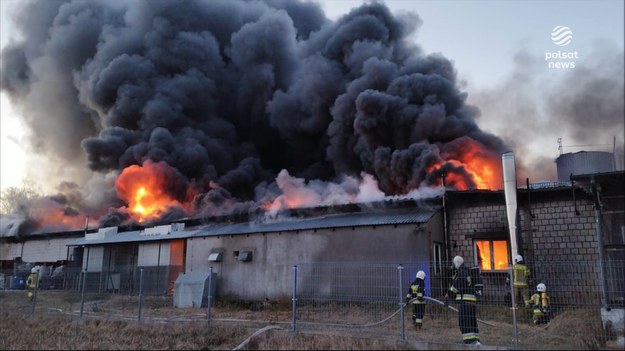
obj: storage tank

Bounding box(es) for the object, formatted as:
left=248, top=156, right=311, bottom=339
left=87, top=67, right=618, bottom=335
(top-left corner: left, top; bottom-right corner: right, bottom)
left=556, top=151, right=615, bottom=181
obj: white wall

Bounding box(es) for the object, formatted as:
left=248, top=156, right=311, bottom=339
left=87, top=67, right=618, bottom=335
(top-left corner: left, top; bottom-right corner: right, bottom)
left=0, top=242, right=23, bottom=261
left=138, top=242, right=170, bottom=266
left=186, top=223, right=433, bottom=301
left=82, top=246, right=104, bottom=272
left=21, top=238, right=75, bottom=262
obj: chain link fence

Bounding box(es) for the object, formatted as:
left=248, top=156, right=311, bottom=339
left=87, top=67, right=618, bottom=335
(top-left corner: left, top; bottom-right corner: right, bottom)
left=2, top=259, right=623, bottom=349
left=291, top=259, right=625, bottom=349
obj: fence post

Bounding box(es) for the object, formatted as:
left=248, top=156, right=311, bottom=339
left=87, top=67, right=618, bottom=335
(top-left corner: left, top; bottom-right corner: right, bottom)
left=206, top=266, right=213, bottom=325
left=398, top=264, right=405, bottom=341
left=509, top=264, right=519, bottom=349
left=292, top=265, right=297, bottom=334
left=80, top=270, right=87, bottom=317
left=138, top=268, right=144, bottom=323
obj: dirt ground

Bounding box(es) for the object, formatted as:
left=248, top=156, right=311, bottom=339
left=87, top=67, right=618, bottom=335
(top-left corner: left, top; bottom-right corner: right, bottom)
left=0, top=290, right=621, bottom=350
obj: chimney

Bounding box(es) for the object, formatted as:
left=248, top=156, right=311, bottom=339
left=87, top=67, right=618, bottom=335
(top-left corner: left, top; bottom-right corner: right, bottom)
left=502, top=152, right=519, bottom=260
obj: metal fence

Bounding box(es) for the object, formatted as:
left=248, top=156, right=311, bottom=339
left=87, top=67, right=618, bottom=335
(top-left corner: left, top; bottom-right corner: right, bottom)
left=2, top=259, right=624, bottom=349
left=291, top=260, right=625, bottom=349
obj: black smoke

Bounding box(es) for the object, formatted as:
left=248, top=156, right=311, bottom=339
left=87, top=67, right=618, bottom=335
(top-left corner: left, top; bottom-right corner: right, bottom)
left=1, top=0, right=506, bottom=230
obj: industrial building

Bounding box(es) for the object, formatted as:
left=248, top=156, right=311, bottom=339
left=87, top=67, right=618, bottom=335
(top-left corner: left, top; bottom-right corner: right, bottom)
left=1, top=152, right=623, bottom=309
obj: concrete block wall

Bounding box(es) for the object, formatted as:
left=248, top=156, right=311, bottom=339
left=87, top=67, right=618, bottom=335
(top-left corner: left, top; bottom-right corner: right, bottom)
left=447, top=190, right=604, bottom=306
left=447, top=203, right=507, bottom=266
left=526, top=196, right=603, bottom=306
left=529, top=198, right=599, bottom=262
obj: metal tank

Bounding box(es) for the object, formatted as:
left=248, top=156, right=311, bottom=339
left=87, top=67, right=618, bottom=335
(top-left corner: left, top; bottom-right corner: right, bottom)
left=556, top=151, right=615, bottom=181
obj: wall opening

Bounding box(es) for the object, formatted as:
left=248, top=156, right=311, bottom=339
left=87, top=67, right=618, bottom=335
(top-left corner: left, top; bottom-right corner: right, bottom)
left=475, top=239, right=509, bottom=271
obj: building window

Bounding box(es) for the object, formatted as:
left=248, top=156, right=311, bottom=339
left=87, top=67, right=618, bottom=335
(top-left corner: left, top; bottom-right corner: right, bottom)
left=432, top=242, right=443, bottom=275
left=474, top=239, right=509, bottom=271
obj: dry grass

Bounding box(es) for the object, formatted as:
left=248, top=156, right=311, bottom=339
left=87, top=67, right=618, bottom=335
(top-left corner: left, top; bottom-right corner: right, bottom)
left=0, top=290, right=620, bottom=350
left=0, top=313, right=416, bottom=350
left=0, top=314, right=246, bottom=350
left=0, top=290, right=413, bottom=350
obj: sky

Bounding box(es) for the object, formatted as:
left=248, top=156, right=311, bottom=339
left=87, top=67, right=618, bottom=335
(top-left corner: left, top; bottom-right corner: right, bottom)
left=317, top=0, right=625, bottom=179
left=0, top=0, right=623, bottom=196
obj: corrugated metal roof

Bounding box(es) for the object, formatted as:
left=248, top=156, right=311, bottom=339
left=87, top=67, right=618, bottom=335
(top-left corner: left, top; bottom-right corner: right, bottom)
left=197, top=208, right=438, bottom=236
left=69, top=206, right=439, bottom=247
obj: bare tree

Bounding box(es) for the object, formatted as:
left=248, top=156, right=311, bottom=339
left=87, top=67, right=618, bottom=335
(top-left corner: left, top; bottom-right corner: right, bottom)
left=0, top=181, right=41, bottom=215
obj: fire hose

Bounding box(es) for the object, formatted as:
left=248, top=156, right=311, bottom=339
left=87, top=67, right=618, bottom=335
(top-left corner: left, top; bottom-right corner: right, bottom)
left=231, top=296, right=496, bottom=350
left=406, top=296, right=496, bottom=327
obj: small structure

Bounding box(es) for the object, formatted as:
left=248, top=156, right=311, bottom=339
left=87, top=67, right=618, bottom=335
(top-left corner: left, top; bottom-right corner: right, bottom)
left=173, top=271, right=217, bottom=308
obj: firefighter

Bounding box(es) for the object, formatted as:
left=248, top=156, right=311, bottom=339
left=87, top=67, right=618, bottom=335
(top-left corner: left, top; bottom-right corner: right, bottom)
left=529, top=283, right=550, bottom=325
left=406, top=270, right=426, bottom=330
left=506, top=254, right=530, bottom=307
left=447, top=256, right=481, bottom=346
left=26, top=266, right=40, bottom=300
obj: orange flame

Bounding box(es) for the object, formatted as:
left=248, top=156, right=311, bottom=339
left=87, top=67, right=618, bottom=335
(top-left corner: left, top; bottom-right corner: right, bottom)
left=430, top=137, right=502, bottom=190
left=28, top=199, right=88, bottom=231
left=115, top=160, right=194, bottom=222
left=35, top=211, right=85, bottom=229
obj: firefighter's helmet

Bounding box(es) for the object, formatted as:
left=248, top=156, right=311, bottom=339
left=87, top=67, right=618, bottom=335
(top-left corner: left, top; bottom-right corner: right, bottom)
left=537, top=283, right=546, bottom=292
left=31, top=267, right=39, bottom=274
left=416, top=270, right=425, bottom=280
left=453, top=256, right=464, bottom=269
left=515, top=254, right=523, bottom=263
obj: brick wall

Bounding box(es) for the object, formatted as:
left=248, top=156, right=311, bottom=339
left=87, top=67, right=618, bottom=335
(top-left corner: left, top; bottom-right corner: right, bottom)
left=446, top=188, right=604, bottom=306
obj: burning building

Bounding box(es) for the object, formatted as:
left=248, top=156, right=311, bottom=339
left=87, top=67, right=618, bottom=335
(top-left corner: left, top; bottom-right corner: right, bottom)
left=63, top=199, right=443, bottom=299
left=0, top=1, right=622, bottom=313
left=0, top=0, right=506, bottom=235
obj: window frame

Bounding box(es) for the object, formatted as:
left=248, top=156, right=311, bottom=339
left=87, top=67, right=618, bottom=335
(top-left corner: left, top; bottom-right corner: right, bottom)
left=432, top=242, right=443, bottom=276
left=473, top=238, right=510, bottom=272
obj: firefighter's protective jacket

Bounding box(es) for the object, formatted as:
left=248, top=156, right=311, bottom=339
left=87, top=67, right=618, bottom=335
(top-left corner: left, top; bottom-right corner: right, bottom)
left=530, top=291, right=550, bottom=315
left=406, top=278, right=425, bottom=304
left=449, top=266, right=477, bottom=302
left=26, top=273, right=38, bottom=290
left=513, top=263, right=530, bottom=287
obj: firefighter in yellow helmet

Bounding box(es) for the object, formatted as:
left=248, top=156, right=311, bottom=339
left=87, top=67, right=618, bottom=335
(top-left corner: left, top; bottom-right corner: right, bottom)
left=506, top=254, right=530, bottom=307
left=406, top=270, right=426, bottom=330
left=26, top=266, right=41, bottom=300
left=529, top=283, right=550, bottom=325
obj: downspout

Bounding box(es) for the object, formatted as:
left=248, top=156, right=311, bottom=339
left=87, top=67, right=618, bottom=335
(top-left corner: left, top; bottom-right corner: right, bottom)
left=442, top=173, right=450, bottom=263
left=590, top=176, right=609, bottom=308
left=570, top=175, right=581, bottom=216
left=65, top=245, right=70, bottom=289
left=524, top=178, right=536, bottom=265
left=502, top=152, right=519, bottom=259
left=157, top=241, right=162, bottom=294
left=526, top=178, right=535, bottom=219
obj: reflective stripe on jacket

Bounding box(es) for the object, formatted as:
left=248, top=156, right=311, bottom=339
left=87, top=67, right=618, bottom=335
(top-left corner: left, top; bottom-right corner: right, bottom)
left=407, top=278, right=426, bottom=304
left=449, top=265, right=477, bottom=301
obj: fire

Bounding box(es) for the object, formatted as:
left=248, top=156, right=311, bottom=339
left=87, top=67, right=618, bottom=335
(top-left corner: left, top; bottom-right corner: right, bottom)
left=21, top=197, right=90, bottom=231
left=30, top=207, right=87, bottom=231
left=115, top=160, right=194, bottom=222
left=430, top=137, right=503, bottom=190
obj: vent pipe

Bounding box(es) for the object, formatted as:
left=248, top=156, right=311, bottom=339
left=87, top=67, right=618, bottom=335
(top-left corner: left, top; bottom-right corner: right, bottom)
left=502, top=152, right=519, bottom=259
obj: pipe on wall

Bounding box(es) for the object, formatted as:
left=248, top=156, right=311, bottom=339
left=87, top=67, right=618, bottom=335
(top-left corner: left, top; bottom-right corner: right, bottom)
left=502, top=152, right=519, bottom=260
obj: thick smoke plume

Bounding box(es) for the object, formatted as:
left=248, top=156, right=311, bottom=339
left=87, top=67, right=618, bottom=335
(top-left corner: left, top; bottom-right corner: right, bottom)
left=1, top=0, right=506, bottom=234
left=470, top=44, right=625, bottom=180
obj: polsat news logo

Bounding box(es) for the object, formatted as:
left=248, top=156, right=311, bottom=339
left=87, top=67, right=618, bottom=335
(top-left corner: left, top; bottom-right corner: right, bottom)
left=545, top=25, right=578, bottom=69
